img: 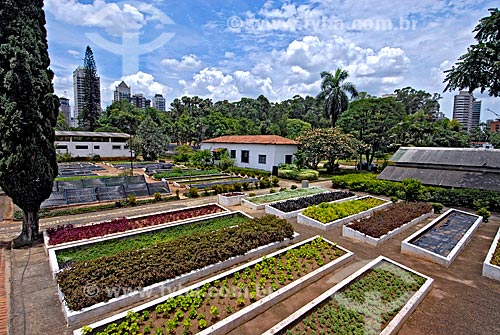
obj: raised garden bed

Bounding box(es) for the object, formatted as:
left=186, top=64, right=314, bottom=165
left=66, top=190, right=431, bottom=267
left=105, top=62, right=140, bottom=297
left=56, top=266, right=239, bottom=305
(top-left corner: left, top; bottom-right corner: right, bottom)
left=43, top=203, right=228, bottom=248
left=265, top=191, right=356, bottom=219
left=217, top=192, right=248, bottom=207
left=154, top=169, right=221, bottom=180
left=242, top=187, right=327, bottom=210
left=181, top=178, right=259, bottom=190
left=482, top=227, right=500, bottom=281
left=297, top=196, right=391, bottom=230
left=401, top=208, right=483, bottom=267
left=343, top=202, right=434, bottom=246
left=262, top=256, right=433, bottom=335
left=74, top=236, right=354, bottom=335
left=55, top=215, right=296, bottom=325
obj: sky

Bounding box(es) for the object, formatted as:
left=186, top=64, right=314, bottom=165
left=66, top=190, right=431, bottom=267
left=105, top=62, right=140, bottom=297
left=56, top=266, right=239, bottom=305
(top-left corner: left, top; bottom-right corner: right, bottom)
left=44, top=0, right=499, bottom=122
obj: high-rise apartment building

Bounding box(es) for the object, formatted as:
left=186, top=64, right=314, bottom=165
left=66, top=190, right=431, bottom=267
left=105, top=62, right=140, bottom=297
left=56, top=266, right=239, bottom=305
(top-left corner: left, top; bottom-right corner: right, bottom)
left=59, top=97, right=71, bottom=127
left=471, top=100, right=482, bottom=129
left=73, top=66, right=101, bottom=127
left=153, top=94, right=166, bottom=111
left=113, top=81, right=131, bottom=103
left=452, top=91, right=480, bottom=133
left=131, top=93, right=150, bottom=109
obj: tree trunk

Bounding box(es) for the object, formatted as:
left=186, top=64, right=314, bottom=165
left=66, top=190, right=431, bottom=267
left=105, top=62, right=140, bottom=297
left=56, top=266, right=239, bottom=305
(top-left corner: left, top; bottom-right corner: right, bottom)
left=12, top=209, right=40, bottom=248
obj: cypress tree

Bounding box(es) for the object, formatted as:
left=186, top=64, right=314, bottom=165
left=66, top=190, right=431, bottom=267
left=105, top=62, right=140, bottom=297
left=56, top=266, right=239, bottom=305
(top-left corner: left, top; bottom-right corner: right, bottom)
left=79, top=46, right=101, bottom=131
left=0, top=0, right=59, bottom=247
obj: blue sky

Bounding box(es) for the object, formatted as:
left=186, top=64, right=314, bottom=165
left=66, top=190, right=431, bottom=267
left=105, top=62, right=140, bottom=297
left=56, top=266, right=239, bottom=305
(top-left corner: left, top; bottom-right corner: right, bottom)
left=44, top=0, right=499, bottom=121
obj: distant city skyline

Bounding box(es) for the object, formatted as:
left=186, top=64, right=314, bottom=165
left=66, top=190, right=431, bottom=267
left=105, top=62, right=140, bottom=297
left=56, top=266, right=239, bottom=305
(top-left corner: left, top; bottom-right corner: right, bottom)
left=45, top=1, right=498, bottom=121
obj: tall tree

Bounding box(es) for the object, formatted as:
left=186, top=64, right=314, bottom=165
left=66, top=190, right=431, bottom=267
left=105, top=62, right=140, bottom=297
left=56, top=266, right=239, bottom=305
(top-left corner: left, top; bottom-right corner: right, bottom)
left=137, top=116, right=168, bottom=161
left=316, top=69, right=358, bottom=128
left=0, top=0, right=59, bottom=247
left=444, top=8, right=500, bottom=96
left=394, top=87, right=441, bottom=116
left=79, top=46, right=101, bottom=130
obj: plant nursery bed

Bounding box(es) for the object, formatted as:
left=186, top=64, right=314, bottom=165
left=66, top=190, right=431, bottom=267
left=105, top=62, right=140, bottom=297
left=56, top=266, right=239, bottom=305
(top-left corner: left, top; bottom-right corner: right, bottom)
left=217, top=192, right=248, bottom=207
left=43, top=203, right=228, bottom=249
left=265, top=191, right=356, bottom=219
left=482, top=227, right=500, bottom=281
left=343, top=202, right=434, bottom=246
left=49, top=212, right=254, bottom=271
left=297, top=196, right=391, bottom=230
left=55, top=215, right=296, bottom=325
left=242, top=187, right=327, bottom=210
left=401, top=208, right=483, bottom=267
left=74, top=236, right=354, bottom=335
left=262, top=256, right=433, bottom=335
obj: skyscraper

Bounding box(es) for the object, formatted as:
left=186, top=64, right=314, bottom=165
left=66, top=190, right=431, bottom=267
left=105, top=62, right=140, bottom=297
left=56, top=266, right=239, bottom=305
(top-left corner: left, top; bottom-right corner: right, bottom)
left=73, top=66, right=101, bottom=127
left=113, top=81, right=131, bottom=103
left=131, top=93, right=150, bottom=109
left=452, top=91, right=474, bottom=133
left=59, top=97, right=71, bottom=127
left=153, top=94, right=166, bottom=111
left=471, top=100, right=482, bottom=129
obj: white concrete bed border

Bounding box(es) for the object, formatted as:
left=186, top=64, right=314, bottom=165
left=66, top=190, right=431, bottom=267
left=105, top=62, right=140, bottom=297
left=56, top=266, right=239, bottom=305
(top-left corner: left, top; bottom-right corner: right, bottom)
left=261, top=256, right=434, bottom=335
left=217, top=193, right=248, bottom=207
left=54, top=211, right=303, bottom=325
left=241, top=186, right=327, bottom=210
left=482, top=227, right=500, bottom=281
left=43, top=203, right=229, bottom=251
left=296, top=195, right=391, bottom=230
left=401, top=208, right=483, bottom=267
left=264, top=193, right=357, bottom=219
left=73, top=235, right=353, bottom=334
left=343, top=209, right=434, bottom=246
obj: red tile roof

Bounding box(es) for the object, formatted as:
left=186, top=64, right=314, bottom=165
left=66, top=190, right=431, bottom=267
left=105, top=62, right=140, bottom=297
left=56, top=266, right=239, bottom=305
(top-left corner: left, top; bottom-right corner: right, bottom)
left=202, top=135, right=298, bottom=145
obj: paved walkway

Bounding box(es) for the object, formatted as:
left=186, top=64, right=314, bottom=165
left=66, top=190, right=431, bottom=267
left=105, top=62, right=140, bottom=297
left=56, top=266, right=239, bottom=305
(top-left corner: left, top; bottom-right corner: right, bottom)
left=0, top=246, right=8, bottom=335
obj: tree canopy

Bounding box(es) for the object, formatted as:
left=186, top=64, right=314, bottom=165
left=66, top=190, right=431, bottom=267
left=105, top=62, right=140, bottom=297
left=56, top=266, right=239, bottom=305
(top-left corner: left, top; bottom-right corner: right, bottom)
left=79, top=46, right=101, bottom=130
left=0, top=0, right=59, bottom=247
left=444, top=8, right=500, bottom=96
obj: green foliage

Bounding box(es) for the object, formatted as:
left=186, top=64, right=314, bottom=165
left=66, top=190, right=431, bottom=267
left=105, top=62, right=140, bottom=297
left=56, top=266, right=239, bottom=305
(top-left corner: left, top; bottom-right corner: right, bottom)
left=228, top=166, right=271, bottom=178
left=271, top=176, right=280, bottom=187
left=402, top=178, right=424, bottom=201
left=137, top=115, right=168, bottom=161
left=285, top=118, right=312, bottom=139
left=79, top=46, right=100, bottom=131
left=154, top=169, right=220, bottom=180
left=291, top=185, right=298, bottom=190
left=173, top=145, right=194, bottom=163
left=431, top=202, right=444, bottom=214
left=269, top=188, right=277, bottom=194
left=153, top=192, right=162, bottom=202
left=302, top=197, right=387, bottom=223
left=190, top=149, right=213, bottom=167
left=188, top=187, right=199, bottom=198
left=332, top=173, right=500, bottom=211
left=278, top=168, right=319, bottom=181
left=477, top=207, right=491, bottom=222
left=0, top=0, right=59, bottom=245
left=259, top=178, right=271, bottom=189
left=444, top=8, right=500, bottom=97
left=127, top=194, right=137, bottom=205
left=316, top=69, right=358, bottom=127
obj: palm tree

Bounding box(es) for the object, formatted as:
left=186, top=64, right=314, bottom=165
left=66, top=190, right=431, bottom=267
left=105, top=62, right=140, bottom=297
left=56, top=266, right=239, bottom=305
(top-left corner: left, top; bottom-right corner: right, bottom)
left=316, top=69, right=358, bottom=127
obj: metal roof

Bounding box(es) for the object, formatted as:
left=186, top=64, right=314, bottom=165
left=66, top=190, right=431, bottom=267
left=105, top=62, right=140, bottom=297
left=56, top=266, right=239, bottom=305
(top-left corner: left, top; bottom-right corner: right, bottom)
left=202, top=135, right=298, bottom=145
left=378, top=147, right=500, bottom=191
left=55, top=131, right=130, bottom=138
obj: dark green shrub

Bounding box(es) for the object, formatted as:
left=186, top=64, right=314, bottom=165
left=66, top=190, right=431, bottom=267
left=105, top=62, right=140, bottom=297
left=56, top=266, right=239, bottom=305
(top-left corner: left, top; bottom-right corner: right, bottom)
left=431, top=202, right=443, bottom=213
left=189, top=187, right=199, bottom=198
left=390, top=196, right=399, bottom=203
left=260, top=178, right=271, bottom=189
left=271, top=176, right=280, bottom=187
left=233, top=182, right=242, bottom=192
left=290, top=184, right=298, bottom=190
left=402, top=179, right=423, bottom=201
left=269, top=188, right=276, bottom=193
left=153, top=192, right=162, bottom=202
left=477, top=207, right=490, bottom=222
left=242, top=182, right=250, bottom=191
left=127, top=194, right=137, bottom=206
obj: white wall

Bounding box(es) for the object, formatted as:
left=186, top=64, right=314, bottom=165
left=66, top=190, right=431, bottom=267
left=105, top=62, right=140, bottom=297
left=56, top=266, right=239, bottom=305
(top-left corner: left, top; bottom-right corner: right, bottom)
left=56, top=140, right=131, bottom=158
left=200, top=142, right=297, bottom=172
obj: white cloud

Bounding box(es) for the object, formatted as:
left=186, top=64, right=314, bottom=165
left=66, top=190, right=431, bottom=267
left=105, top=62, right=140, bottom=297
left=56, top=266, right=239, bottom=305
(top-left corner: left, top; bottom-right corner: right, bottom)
left=44, top=0, right=172, bottom=36
left=161, top=54, right=202, bottom=70
left=224, top=52, right=236, bottom=58
left=67, top=50, right=81, bottom=57
left=110, top=71, right=171, bottom=98
left=180, top=68, right=240, bottom=101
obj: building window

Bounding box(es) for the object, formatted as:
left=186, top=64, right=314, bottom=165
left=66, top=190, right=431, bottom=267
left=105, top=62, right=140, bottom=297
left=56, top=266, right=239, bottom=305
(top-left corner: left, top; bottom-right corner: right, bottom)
left=75, top=145, right=88, bottom=150
left=241, top=150, right=249, bottom=163
left=285, top=155, right=293, bottom=164
left=94, top=145, right=100, bottom=150
left=230, top=150, right=236, bottom=159
left=112, top=145, right=122, bottom=150
left=56, top=145, right=68, bottom=150
left=258, top=155, right=266, bottom=164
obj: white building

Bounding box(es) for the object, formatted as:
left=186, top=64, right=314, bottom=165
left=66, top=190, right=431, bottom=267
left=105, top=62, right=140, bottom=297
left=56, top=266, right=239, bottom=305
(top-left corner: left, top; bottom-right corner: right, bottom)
left=55, top=131, right=132, bottom=158
left=153, top=94, right=166, bottom=111
left=200, top=135, right=298, bottom=172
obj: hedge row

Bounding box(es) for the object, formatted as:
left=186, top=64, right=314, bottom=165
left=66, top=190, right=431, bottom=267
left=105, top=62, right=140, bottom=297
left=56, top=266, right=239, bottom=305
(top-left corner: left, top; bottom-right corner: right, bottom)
left=331, top=174, right=500, bottom=212
left=228, top=166, right=271, bottom=178
left=278, top=169, right=319, bottom=181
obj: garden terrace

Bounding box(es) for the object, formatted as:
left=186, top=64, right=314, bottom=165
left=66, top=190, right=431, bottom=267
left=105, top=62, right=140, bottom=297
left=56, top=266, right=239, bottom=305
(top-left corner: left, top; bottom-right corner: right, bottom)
left=186, top=177, right=259, bottom=190
left=45, top=203, right=227, bottom=246
left=75, top=236, right=353, bottom=335
left=242, top=187, right=327, bottom=210
left=402, top=209, right=483, bottom=267
left=269, top=191, right=356, bottom=213
left=262, top=257, right=433, bottom=335
left=343, top=202, right=433, bottom=246
left=154, top=169, right=222, bottom=180
left=56, top=215, right=294, bottom=312
left=54, top=213, right=253, bottom=268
